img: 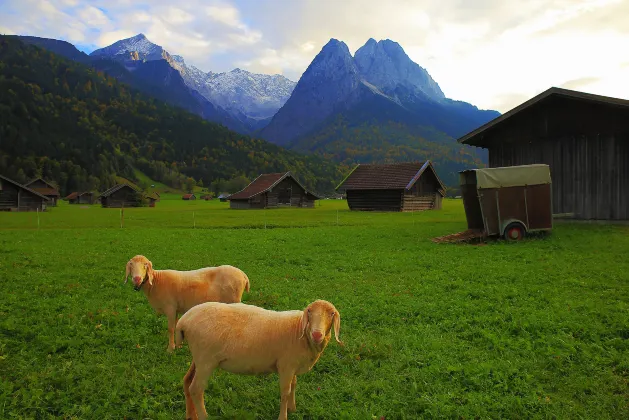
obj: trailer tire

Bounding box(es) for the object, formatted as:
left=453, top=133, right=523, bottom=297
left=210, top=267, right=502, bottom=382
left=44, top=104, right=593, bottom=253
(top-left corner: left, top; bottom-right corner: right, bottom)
left=504, top=222, right=526, bottom=241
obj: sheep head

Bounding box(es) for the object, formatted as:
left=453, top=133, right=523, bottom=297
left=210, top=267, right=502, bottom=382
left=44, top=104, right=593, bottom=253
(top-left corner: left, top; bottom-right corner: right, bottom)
left=300, top=300, right=343, bottom=347
left=124, top=255, right=154, bottom=291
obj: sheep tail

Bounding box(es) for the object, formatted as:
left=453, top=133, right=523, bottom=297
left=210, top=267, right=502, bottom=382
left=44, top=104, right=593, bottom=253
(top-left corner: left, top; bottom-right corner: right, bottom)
left=243, top=272, right=250, bottom=292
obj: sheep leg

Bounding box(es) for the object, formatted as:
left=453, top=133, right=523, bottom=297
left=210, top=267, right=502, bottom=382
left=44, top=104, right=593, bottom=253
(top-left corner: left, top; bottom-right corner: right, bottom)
left=183, top=362, right=197, bottom=420
left=166, top=311, right=177, bottom=353
left=189, top=363, right=215, bottom=420
left=277, top=369, right=296, bottom=420
left=288, top=375, right=297, bottom=413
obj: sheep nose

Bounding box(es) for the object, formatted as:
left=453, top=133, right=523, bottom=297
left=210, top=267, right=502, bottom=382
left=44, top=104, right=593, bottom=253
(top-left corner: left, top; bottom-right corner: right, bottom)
left=133, top=276, right=142, bottom=283
left=312, top=331, right=323, bottom=342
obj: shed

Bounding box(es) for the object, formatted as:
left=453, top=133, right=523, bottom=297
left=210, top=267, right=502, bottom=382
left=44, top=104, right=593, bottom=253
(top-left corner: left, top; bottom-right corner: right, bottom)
left=228, top=172, right=320, bottom=209
left=182, top=194, right=196, bottom=200
left=25, top=177, right=60, bottom=206
left=146, top=192, right=159, bottom=207
left=65, top=191, right=96, bottom=205
left=458, top=87, right=629, bottom=220
left=200, top=195, right=213, bottom=201
left=218, top=194, right=229, bottom=202
left=0, top=174, right=50, bottom=211
left=98, top=184, right=143, bottom=208
left=335, top=161, right=446, bottom=211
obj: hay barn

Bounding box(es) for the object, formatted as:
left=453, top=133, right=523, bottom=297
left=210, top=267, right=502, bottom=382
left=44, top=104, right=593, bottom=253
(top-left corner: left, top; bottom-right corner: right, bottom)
left=0, top=174, right=50, bottom=211
left=336, top=161, right=446, bottom=212
left=228, top=172, right=319, bottom=209
left=458, top=87, right=629, bottom=220
left=24, top=177, right=60, bottom=206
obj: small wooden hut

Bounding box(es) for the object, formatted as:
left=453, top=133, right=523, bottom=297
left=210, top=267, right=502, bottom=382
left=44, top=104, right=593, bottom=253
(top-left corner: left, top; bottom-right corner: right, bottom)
left=99, top=184, right=143, bottom=208
left=335, top=161, right=446, bottom=212
left=25, top=177, right=60, bottom=206
left=218, top=193, right=229, bottom=202
left=182, top=193, right=196, bottom=200
left=457, top=87, right=629, bottom=220
left=0, top=174, right=50, bottom=211
left=200, top=195, right=213, bottom=201
left=146, top=192, right=159, bottom=207
left=228, top=172, right=320, bottom=209
left=65, top=191, right=96, bottom=204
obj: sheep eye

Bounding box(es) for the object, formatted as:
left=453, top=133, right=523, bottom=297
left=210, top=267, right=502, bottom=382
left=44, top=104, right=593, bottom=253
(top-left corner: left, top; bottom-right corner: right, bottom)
left=331, top=312, right=335, bottom=317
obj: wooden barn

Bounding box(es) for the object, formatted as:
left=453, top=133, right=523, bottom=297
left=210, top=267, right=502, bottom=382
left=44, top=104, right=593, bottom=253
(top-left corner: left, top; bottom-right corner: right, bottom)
left=146, top=192, right=159, bottom=207
left=0, top=174, right=50, bottom=211
left=218, top=194, right=229, bottom=202
left=228, top=172, right=320, bottom=209
left=99, top=184, right=144, bottom=208
left=335, top=161, right=446, bottom=212
left=65, top=191, right=96, bottom=205
left=182, top=193, right=196, bottom=200
left=25, top=177, right=60, bottom=206
left=457, top=87, right=629, bottom=220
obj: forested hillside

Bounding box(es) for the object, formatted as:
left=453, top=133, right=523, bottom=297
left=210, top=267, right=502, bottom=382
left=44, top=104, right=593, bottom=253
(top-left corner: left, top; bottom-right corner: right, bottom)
left=0, top=36, right=345, bottom=196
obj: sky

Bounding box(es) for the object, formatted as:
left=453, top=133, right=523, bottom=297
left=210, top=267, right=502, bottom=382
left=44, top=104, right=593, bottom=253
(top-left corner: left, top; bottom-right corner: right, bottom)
left=1, top=0, right=628, bottom=113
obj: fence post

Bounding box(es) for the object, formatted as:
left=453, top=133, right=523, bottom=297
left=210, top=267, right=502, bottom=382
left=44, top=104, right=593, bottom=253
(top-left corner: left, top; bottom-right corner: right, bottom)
left=336, top=209, right=339, bottom=226
left=120, top=207, right=124, bottom=228
left=193, top=211, right=196, bottom=229
left=37, top=207, right=40, bottom=230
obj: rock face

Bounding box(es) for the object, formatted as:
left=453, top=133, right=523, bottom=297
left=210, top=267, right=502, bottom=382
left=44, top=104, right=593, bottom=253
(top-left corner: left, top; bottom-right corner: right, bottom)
left=90, top=34, right=296, bottom=133
left=261, top=38, right=500, bottom=146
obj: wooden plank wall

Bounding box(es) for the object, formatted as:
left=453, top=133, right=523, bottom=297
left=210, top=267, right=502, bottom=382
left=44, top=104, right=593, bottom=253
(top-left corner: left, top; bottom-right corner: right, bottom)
left=347, top=189, right=403, bottom=211
left=489, top=134, right=629, bottom=220
left=401, top=193, right=439, bottom=211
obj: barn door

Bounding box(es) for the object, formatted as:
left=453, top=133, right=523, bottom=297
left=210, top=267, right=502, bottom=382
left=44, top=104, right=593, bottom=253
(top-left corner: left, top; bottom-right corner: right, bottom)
left=277, top=185, right=292, bottom=205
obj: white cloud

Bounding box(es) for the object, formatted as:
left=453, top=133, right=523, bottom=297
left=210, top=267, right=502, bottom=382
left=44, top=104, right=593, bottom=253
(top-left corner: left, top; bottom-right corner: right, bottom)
left=78, top=6, right=110, bottom=27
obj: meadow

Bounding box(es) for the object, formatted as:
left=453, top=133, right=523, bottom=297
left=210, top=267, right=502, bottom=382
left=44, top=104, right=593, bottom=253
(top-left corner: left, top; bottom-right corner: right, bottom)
left=0, top=198, right=628, bottom=419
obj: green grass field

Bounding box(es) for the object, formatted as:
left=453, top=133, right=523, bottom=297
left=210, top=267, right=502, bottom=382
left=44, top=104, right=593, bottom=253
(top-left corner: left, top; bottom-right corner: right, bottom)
left=1, top=199, right=628, bottom=419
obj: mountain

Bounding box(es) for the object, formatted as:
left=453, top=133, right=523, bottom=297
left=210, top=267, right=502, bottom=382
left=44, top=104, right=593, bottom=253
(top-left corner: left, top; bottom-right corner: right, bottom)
left=0, top=36, right=344, bottom=195
left=90, top=34, right=296, bottom=133
left=259, top=38, right=500, bottom=185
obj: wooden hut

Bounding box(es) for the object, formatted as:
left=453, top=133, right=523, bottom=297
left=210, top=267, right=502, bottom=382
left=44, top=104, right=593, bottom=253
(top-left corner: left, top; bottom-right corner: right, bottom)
left=335, top=161, right=446, bottom=212
left=146, top=192, right=159, bottom=207
left=182, top=193, right=196, bottom=200
left=25, top=177, right=60, bottom=206
left=218, top=193, right=229, bottom=202
left=457, top=87, right=629, bottom=220
left=98, top=184, right=143, bottom=208
left=0, top=174, right=50, bottom=211
left=65, top=191, right=96, bottom=204
left=200, top=195, right=213, bottom=201
left=228, top=172, right=320, bottom=209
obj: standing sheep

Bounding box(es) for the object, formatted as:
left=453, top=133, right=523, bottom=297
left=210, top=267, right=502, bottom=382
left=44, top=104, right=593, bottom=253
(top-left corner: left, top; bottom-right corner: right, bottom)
left=175, top=299, right=343, bottom=420
left=124, top=255, right=250, bottom=353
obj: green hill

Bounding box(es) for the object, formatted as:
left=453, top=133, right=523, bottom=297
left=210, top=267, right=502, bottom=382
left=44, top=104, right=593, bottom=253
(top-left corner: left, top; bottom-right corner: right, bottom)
left=0, top=36, right=345, bottom=196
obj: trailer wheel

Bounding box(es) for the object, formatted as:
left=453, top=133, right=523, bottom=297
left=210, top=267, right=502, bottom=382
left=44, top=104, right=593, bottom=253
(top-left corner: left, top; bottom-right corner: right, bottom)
left=504, top=222, right=526, bottom=241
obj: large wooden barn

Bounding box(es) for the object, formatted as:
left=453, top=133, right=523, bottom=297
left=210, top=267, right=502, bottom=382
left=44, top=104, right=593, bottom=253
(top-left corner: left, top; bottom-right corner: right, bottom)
left=458, top=87, right=629, bottom=220
left=228, top=172, right=320, bottom=209
left=98, top=183, right=144, bottom=208
left=336, top=161, right=446, bottom=212
left=25, top=177, right=60, bottom=206
left=0, top=174, right=50, bottom=211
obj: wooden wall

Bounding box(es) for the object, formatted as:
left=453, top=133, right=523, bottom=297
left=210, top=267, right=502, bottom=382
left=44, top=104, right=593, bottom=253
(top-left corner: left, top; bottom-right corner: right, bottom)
left=489, top=134, right=629, bottom=220
left=347, top=189, right=403, bottom=211
left=102, top=187, right=142, bottom=208
left=0, top=182, right=46, bottom=211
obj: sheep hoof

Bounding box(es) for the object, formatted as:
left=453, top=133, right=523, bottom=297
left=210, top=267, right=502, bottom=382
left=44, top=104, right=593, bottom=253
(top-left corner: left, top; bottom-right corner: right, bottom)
left=167, top=346, right=175, bottom=354
left=288, top=405, right=296, bottom=413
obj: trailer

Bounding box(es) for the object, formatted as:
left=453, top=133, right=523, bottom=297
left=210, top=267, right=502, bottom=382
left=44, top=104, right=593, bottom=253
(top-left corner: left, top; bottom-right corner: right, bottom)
left=433, top=164, right=553, bottom=243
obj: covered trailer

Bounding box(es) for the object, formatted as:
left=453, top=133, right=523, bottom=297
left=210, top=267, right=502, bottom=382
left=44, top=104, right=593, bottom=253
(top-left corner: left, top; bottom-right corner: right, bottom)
left=434, top=164, right=552, bottom=243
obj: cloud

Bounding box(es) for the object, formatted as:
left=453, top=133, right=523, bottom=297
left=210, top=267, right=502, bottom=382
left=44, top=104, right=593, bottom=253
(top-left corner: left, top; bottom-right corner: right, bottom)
left=0, top=0, right=626, bottom=111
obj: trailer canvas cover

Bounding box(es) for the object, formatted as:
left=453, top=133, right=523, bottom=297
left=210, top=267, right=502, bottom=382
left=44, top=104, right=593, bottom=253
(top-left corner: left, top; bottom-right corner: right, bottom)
left=461, top=164, right=551, bottom=189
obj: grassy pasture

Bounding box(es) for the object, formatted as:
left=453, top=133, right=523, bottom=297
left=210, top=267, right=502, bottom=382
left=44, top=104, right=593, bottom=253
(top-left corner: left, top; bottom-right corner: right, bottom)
left=0, top=199, right=628, bottom=419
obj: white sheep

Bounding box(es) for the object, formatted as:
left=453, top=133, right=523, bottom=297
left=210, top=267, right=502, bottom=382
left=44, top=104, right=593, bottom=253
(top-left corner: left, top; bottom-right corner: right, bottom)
left=175, top=299, right=342, bottom=420
left=124, top=255, right=250, bottom=353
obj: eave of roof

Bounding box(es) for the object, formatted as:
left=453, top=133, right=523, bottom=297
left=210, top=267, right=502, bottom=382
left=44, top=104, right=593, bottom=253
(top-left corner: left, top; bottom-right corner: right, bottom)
left=457, top=87, right=629, bottom=146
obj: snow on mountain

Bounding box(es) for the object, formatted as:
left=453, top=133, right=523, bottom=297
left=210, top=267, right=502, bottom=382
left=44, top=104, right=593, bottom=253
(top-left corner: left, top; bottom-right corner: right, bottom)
left=91, top=34, right=295, bottom=131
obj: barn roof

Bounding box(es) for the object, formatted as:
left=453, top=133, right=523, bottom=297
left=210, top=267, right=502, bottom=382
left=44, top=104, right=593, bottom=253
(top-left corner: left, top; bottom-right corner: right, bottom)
left=458, top=87, right=629, bottom=147
left=99, top=183, right=141, bottom=198
left=0, top=174, right=51, bottom=200
left=335, top=161, right=446, bottom=194
left=65, top=192, right=79, bottom=200
left=228, top=172, right=320, bottom=200
left=25, top=177, right=60, bottom=196
left=182, top=193, right=196, bottom=199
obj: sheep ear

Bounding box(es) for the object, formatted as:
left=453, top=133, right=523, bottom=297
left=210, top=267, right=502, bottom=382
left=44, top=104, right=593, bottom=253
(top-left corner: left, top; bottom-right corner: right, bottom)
left=124, top=262, right=130, bottom=284
left=299, top=307, right=309, bottom=339
left=333, top=312, right=343, bottom=346
left=146, top=260, right=154, bottom=286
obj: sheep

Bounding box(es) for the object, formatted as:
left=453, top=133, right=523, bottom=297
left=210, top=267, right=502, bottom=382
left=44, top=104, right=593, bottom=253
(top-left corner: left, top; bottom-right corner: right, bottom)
left=175, top=299, right=342, bottom=420
left=124, top=255, right=251, bottom=353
